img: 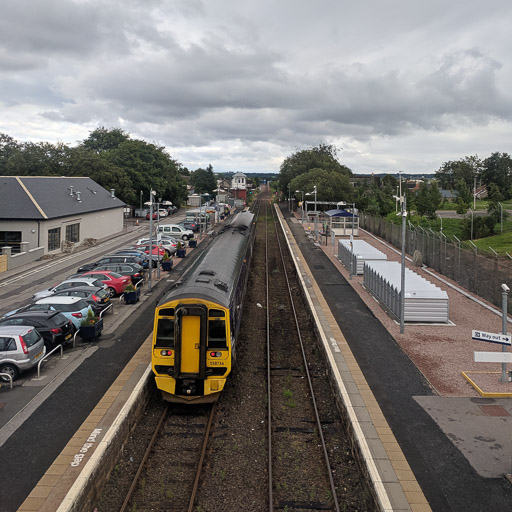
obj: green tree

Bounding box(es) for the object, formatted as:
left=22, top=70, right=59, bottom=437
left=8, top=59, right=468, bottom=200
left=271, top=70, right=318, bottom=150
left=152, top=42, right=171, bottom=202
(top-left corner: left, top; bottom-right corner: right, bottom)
left=415, top=182, right=441, bottom=219
left=435, top=155, right=481, bottom=190
left=481, top=152, right=512, bottom=200
left=279, top=144, right=351, bottom=193
left=454, top=179, right=471, bottom=214
left=81, top=127, right=130, bottom=153
left=190, top=165, right=216, bottom=196
left=486, top=183, right=508, bottom=224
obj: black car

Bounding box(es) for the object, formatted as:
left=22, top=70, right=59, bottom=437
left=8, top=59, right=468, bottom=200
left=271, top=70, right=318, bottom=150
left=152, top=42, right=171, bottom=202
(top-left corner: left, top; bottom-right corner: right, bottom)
left=178, top=220, right=199, bottom=232
left=77, top=253, right=147, bottom=273
left=0, top=311, right=75, bottom=350
left=52, top=286, right=112, bottom=315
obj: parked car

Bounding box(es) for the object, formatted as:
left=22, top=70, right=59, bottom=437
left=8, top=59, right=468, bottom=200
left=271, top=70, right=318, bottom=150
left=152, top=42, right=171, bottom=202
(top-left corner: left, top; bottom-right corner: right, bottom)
left=0, top=311, right=74, bottom=350
left=134, top=238, right=177, bottom=256
left=32, top=277, right=107, bottom=300
left=146, top=212, right=158, bottom=220
left=158, top=209, right=167, bottom=218
left=52, top=286, right=112, bottom=315
left=0, top=326, right=46, bottom=382
left=177, top=220, right=199, bottom=232
left=78, top=253, right=147, bottom=273
left=157, top=224, right=195, bottom=240
left=79, top=270, right=132, bottom=297
left=133, top=244, right=166, bottom=260
left=86, top=263, right=145, bottom=284
left=29, top=296, right=93, bottom=330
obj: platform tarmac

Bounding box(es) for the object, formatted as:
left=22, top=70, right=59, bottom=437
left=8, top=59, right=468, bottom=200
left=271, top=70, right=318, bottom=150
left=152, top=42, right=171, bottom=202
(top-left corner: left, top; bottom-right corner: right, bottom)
left=17, top=204, right=512, bottom=511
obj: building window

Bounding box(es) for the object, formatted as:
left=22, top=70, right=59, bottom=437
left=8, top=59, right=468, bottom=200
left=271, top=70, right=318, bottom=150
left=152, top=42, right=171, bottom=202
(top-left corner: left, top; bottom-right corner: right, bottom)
left=65, top=223, right=80, bottom=243
left=0, top=231, right=22, bottom=254
left=48, top=228, right=61, bottom=251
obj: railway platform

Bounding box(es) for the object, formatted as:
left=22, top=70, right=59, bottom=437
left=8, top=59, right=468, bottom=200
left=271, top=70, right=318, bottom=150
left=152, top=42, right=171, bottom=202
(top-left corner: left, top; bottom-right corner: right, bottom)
left=17, top=203, right=512, bottom=511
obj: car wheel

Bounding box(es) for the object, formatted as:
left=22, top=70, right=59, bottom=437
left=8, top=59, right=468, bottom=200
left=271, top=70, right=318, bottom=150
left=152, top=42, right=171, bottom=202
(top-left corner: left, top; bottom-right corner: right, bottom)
left=183, top=235, right=189, bottom=241
left=0, top=364, right=19, bottom=382
left=107, top=287, right=116, bottom=297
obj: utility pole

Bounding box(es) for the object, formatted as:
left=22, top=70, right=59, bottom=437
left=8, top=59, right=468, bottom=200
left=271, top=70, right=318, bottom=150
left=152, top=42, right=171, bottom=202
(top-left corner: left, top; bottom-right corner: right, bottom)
left=400, top=194, right=407, bottom=334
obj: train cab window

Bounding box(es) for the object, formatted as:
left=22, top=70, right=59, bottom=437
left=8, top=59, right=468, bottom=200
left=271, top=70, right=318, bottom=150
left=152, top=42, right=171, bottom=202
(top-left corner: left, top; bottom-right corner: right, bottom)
left=160, top=308, right=175, bottom=316
left=156, top=319, right=174, bottom=348
left=208, top=320, right=227, bottom=349
left=209, top=309, right=225, bottom=317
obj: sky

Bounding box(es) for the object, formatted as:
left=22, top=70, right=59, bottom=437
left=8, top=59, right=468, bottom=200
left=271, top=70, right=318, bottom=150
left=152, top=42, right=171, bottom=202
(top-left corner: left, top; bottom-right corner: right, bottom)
left=1, top=0, right=512, bottom=175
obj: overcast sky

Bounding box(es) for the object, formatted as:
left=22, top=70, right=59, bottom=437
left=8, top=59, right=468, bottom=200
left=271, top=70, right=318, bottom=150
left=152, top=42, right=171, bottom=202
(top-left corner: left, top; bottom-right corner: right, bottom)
left=1, top=0, right=512, bottom=175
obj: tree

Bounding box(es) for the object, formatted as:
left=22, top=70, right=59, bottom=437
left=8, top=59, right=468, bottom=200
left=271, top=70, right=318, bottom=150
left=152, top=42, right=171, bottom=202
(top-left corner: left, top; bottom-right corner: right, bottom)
left=190, top=165, right=216, bottom=196
left=81, top=127, right=130, bottom=153
left=279, top=144, right=351, bottom=193
left=481, top=152, right=512, bottom=200
left=486, top=183, right=508, bottom=225
left=415, top=182, right=441, bottom=219
left=454, top=179, right=471, bottom=214
left=435, top=155, right=481, bottom=190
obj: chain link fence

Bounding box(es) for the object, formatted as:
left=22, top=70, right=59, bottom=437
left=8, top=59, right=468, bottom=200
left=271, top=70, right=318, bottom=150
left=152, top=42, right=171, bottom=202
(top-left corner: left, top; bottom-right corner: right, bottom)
left=360, top=214, right=512, bottom=314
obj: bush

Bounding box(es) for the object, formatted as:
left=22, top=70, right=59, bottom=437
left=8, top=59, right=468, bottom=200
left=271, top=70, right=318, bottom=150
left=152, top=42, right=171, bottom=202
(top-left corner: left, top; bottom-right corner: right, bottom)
left=80, top=309, right=99, bottom=326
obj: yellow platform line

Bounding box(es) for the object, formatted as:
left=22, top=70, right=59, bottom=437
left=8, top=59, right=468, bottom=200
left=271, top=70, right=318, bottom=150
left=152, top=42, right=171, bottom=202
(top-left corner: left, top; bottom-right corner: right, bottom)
left=461, top=371, right=512, bottom=398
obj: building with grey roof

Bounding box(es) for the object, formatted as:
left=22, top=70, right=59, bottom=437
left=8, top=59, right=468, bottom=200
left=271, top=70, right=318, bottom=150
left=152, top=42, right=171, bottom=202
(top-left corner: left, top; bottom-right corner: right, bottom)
left=0, top=176, right=125, bottom=267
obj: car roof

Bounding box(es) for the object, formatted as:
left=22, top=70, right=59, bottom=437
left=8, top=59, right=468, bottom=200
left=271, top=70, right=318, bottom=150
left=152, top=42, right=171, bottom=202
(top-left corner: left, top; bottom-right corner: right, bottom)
left=53, top=286, right=105, bottom=294
left=1, top=310, right=62, bottom=320
left=82, top=270, right=119, bottom=276
left=35, top=296, right=86, bottom=305
left=0, top=325, right=36, bottom=336
left=59, top=277, right=99, bottom=285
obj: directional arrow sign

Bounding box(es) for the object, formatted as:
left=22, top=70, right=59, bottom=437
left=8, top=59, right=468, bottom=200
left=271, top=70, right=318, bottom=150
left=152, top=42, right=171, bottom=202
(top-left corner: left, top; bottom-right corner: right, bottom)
left=474, top=352, right=512, bottom=363
left=472, top=330, right=512, bottom=346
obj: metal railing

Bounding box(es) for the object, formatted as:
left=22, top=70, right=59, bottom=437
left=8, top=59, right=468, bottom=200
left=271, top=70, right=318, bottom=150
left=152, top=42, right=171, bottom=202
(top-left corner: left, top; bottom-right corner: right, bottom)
left=0, top=373, right=13, bottom=389
left=37, top=343, right=64, bottom=378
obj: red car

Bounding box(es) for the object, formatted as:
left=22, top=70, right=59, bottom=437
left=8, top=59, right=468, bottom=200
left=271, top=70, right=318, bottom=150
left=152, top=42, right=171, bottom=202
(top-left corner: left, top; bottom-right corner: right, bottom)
left=133, top=244, right=166, bottom=259
left=146, top=212, right=158, bottom=220
left=80, top=270, right=131, bottom=297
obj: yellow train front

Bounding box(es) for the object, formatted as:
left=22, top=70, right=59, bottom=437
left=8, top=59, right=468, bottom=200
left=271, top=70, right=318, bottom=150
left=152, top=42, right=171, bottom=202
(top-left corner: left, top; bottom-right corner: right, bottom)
left=152, top=211, right=254, bottom=403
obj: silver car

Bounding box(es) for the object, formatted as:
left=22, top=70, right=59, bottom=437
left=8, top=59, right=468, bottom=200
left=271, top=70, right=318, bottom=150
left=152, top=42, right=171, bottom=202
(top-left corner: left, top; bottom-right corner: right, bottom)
left=32, top=277, right=107, bottom=301
left=0, top=326, right=46, bottom=381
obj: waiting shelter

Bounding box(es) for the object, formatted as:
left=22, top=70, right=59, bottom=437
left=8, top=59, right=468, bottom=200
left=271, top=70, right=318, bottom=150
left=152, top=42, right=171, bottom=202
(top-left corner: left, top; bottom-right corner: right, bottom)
left=325, top=208, right=359, bottom=236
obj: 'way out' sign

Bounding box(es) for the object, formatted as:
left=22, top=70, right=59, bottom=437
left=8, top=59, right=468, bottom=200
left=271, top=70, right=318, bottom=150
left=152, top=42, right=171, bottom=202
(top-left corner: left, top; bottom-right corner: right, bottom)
left=472, top=330, right=512, bottom=346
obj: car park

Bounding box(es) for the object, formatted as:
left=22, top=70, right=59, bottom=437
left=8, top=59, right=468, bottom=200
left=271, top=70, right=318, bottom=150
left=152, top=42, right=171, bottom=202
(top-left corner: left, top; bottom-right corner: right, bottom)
left=52, top=286, right=112, bottom=315
left=0, top=311, right=74, bottom=350
left=157, top=224, right=195, bottom=240
left=0, top=326, right=46, bottom=382
left=29, top=296, right=93, bottom=330
left=79, top=270, right=132, bottom=297
left=32, top=277, right=107, bottom=300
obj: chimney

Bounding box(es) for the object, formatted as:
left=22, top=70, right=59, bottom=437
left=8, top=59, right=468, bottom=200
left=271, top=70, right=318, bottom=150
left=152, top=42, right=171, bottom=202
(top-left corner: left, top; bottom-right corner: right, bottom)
left=110, top=188, right=115, bottom=198
left=76, top=191, right=81, bottom=202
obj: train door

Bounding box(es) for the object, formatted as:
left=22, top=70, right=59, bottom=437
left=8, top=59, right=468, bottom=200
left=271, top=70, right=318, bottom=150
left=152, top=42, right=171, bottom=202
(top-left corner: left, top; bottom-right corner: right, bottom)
left=174, top=304, right=207, bottom=395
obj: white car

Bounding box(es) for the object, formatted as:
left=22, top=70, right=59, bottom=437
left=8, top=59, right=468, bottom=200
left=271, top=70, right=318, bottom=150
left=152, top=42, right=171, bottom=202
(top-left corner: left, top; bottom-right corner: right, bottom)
left=32, top=277, right=107, bottom=300
left=158, top=224, right=195, bottom=241
left=158, top=209, right=167, bottom=218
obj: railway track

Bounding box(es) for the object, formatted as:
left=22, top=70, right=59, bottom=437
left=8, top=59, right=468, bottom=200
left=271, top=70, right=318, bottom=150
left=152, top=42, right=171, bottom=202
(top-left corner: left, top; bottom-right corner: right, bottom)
left=95, top=194, right=370, bottom=511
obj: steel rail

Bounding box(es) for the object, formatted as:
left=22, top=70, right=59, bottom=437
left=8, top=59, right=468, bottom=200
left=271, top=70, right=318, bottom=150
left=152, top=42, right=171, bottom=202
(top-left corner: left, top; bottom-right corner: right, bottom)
left=270, top=205, right=341, bottom=512
left=119, top=406, right=168, bottom=512
left=187, top=402, right=217, bottom=512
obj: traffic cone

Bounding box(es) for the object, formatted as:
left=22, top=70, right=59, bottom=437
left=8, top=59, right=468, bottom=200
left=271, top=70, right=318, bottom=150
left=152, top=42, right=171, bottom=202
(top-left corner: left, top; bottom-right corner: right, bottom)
left=136, top=219, right=139, bottom=226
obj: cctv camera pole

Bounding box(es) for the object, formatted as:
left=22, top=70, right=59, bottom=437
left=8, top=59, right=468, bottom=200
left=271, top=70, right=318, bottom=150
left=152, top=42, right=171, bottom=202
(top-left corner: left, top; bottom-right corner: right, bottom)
left=400, top=195, right=407, bottom=334
left=501, top=284, right=510, bottom=383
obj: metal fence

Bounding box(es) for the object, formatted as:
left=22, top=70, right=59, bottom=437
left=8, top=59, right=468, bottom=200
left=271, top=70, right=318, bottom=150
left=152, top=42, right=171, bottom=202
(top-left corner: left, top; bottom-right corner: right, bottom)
left=360, top=214, right=512, bottom=314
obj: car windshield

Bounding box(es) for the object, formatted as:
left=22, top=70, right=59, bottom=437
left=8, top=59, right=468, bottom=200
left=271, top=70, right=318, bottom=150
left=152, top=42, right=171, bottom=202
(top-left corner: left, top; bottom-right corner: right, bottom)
left=52, top=300, right=87, bottom=312
left=22, top=329, right=41, bottom=348
left=92, top=280, right=104, bottom=287
left=96, top=289, right=109, bottom=299
left=48, top=313, right=68, bottom=326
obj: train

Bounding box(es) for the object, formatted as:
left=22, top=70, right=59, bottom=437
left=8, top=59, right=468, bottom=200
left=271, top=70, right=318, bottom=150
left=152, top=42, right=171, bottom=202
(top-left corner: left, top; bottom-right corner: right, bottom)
left=151, top=211, right=255, bottom=403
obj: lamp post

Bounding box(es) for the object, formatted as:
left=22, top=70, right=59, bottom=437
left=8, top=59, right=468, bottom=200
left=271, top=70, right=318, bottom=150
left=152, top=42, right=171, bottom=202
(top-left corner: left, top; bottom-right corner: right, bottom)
left=470, top=209, right=474, bottom=240
left=296, top=190, right=304, bottom=223
left=499, top=202, right=503, bottom=234
left=400, top=194, right=407, bottom=334
left=501, top=284, right=510, bottom=383
left=148, top=190, right=155, bottom=292
left=140, top=190, right=143, bottom=211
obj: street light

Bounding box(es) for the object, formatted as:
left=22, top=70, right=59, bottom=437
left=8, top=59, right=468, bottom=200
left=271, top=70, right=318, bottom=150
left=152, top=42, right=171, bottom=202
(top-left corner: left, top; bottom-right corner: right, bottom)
left=148, top=190, right=156, bottom=292
left=501, top=283, right=510, bottom=383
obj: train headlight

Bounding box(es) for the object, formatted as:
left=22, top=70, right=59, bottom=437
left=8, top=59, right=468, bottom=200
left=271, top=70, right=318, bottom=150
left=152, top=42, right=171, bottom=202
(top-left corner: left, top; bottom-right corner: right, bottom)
left=160, top=349, right=173, bottom=356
